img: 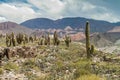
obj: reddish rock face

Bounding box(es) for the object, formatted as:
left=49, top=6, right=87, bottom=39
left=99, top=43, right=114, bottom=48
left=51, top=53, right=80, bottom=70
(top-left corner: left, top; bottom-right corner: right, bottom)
left=70, top=32, right=85, bottom=41
left=108, top=26, right=120, bottom=32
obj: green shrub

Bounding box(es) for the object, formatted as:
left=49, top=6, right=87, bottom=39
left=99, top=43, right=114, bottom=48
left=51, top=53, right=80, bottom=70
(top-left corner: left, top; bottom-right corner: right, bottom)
left=71, top=59, right=92, bottom=78
left=4, top=62, right=18, bottom=71
left=22, top=59, right=37, bottom=69
left=0, top=68, right=3, bottom=74
left=74, top=69, right=91, bottom=78
left=77, top=74, right=106, bottom=80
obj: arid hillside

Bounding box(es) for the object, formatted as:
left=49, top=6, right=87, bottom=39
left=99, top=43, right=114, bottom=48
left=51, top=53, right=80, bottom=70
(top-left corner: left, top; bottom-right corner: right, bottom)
left=0, top=21, right=33, bottom=35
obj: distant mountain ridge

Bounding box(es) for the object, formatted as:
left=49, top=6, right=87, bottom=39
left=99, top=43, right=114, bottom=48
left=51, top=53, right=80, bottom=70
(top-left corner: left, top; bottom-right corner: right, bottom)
left=20, top=17, right=120, bottom=32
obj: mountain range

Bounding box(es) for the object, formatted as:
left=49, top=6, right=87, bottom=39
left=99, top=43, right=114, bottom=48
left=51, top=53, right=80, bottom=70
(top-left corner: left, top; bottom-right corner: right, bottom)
left=1, top=17, right=120, bottom=47
left=0, top=17, right=120, bottom=33
left=20, top=17, right=120, bottom=32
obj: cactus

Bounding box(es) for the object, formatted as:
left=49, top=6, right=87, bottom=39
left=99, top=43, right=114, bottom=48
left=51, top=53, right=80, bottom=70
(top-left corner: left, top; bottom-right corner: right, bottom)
left=44, top=35, right=48, bottom=45
left=56, top=39, right=60, bottom=46
left=22, top=34, right=29, bottom=45
left=11, top=32, right=16, bottom=46
left=53, top=31, right=59, bottom=45
left=40, top=36, right=44, bottom=45
left=85, top=21, right=90, bottom=58
left=90, top=45, right=94, bottom=55
left=43, top=33, right=51, bottom=45
left=0, top=52, right=2, bottom=65
left=34, top=34, right=37, bottom=41
left=6, top=33, right=15, bottom=47
left=12, top=38, right=16, bottom=46
left=16, top=33, right=24, bottom=44
left=22, top=35, right=26, bottom=45
left=24, top=34, right=29, bottom=43
left=29, top=36, right=33, bottom=43
left=3, top=48, right=10, bottom=59
left=6, top=33, right=11, bottom=47
left=85, top=21, right=95, bottom=58
left=53, top=31, right=57, bottom=45
left=47, top=33, right=50, bottom=45
left=65, top=35, right=71, bottom=47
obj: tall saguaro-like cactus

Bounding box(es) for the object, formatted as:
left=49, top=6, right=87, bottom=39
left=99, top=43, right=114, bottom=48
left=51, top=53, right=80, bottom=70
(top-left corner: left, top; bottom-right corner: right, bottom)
left=85, top=21, right=94, bottom=58
left=85, top=21, right=90, bottom=58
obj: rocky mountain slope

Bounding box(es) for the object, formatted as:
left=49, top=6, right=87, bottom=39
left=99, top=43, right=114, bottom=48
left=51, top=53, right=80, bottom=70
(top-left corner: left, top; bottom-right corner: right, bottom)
left=83, top=32, right=120, bottom=47
left=108, top=26, right=120, bottom=32
left=0, top=21, right=33, bottom=35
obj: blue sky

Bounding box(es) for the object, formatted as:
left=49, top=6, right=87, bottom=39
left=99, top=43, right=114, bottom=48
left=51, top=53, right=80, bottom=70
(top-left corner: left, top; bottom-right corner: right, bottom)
left=0, top=0, right=120, bottom=23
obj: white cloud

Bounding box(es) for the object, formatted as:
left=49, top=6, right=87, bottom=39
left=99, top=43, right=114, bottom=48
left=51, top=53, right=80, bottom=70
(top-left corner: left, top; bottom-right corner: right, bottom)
left=28, top=0, right=65, bottom=19
left=82, top=2, right=96, bottom=11
left=92, top=13, right=120, bottom=22
left=0, top=16, right=7, bottom=22
left=0, top=3, right=41, bottom=23
left=61, top=0, right=120, bottom=22
left=0, top=0, right=120, bottom=23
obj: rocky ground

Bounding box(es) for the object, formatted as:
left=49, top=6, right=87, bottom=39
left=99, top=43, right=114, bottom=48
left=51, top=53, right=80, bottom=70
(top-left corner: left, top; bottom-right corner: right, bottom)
left=0, top=42, right=120, bottom=80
